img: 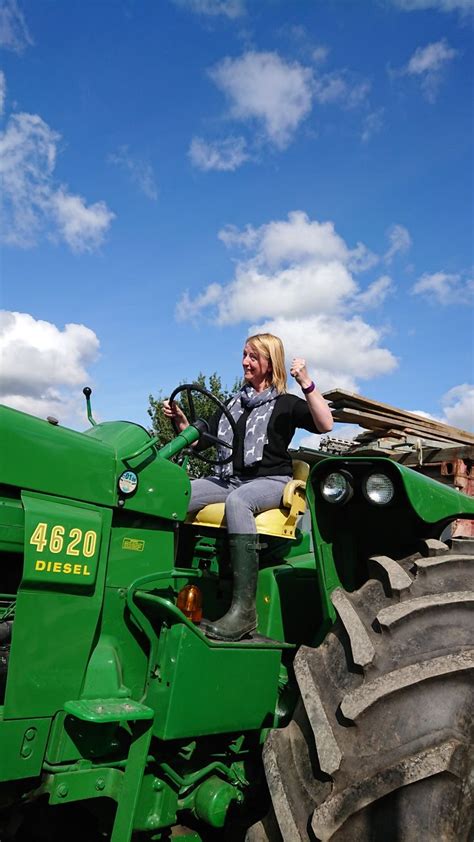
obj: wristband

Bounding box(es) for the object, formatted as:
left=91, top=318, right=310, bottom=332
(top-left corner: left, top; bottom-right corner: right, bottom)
left=302, top=381, right=315, bottom=395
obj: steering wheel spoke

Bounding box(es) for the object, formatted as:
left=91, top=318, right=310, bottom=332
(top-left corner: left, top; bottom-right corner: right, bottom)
left=201, top=433, right=232, bottom=449
left=186, top=391, right=197, bottom=423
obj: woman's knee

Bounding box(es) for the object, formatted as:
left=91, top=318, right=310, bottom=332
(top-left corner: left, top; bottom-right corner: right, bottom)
left=224, top=488, right=255, bottom=518
left=189, top=478, right=228, bottom=512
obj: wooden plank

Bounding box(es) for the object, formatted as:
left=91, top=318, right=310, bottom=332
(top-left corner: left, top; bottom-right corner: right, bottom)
left=326, top=389, right=474, bottom=444
left=331, top=408, right=474, bottom=445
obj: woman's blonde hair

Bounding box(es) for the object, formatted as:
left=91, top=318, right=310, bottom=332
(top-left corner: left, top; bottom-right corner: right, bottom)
left=245, top=333, right=288, bottom=394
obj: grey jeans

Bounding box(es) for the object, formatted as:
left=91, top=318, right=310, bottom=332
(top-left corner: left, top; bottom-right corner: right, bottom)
left=189, top=475, right=291, bottom=534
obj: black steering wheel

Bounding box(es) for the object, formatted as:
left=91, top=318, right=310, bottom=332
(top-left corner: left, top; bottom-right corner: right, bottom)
left=168, top=383, right=237, bottom=466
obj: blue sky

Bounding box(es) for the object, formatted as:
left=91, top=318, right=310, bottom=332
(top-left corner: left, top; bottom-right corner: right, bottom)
left=1, top=0, right=473, bottom=445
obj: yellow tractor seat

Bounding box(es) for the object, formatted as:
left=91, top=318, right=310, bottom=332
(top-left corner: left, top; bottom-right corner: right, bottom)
left=186, top=460, right=310, bottom=540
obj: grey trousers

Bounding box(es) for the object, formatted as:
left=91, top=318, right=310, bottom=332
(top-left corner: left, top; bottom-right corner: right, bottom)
left=188, top=475, right=291, bottom=534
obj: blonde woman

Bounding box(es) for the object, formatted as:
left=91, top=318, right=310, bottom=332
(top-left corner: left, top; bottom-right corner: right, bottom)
left=163, top=333, right=333, bottom=641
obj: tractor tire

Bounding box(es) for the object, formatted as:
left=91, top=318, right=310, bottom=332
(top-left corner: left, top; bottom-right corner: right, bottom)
left=248, top=538, right=474, bottom=842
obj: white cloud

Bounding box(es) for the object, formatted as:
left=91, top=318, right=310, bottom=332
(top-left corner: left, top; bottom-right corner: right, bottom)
left=406, top=40, right=458, bottom=73
left=441, top=384, right=474, bottom=431
left=189, top=135, right=249, bottom=171
left=391, top=0, right=473, bottom=13
left=173, top=0, right=245, bottom=17
left=384, top=223, right=412, bottom=263
left=198, top=51, right=371, bottom=161
left=395, top=40, right=458, bottom=102
left=0, top=311, right=100, bottom=426
left=313, top=71, right=371, bottom=109
left=51, top=190, right=115, bottom=253
left=219, top=211, right=352, bottom=268
left=353, top=275, right=394, bottom=309
left=0, top=0, right=33, bottom=53
left=0, top=111, right=115, bottom=252
left=178, top=212, right=385, bottom=325
left=361, top=108, right=384, bottom=143
left=209, top=51, right=314, bottom=148
left=0, top=70, right=5, bottom=115
left=108, top=146, right=158, bottom=200
left=411, top=270, right=473, bottom=304
left=176, top=211, right=398, bottom=391
left=176, top=283, right=223, bottom=323
left=312, top=45, right=330, bottom=64
left=249, top=314, right=397, bottom=393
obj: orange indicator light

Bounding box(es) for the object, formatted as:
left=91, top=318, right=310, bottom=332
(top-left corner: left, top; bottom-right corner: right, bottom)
left=176, top=584, right=203, bottom=623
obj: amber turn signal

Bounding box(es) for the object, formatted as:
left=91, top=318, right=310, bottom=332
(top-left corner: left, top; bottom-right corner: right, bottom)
left=176, top=584, right=203, bottom=623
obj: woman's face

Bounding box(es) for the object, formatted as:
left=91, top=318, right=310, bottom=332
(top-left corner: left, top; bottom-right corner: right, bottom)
left=242, top=343, right=272, bottom=389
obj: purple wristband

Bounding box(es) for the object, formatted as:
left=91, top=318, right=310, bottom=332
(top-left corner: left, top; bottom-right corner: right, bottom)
left=302, top=381, right=315, bottom=395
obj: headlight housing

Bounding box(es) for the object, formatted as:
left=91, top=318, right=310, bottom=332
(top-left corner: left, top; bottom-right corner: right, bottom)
left=364, top=473, right=395, bottom=505
left=320, top=472, right=353, bottom=504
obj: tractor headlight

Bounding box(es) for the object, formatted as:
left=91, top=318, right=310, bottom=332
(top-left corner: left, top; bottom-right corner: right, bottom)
left=364, top=473, right=395, bottom=505
left=320, top=472, right=352, bottom=504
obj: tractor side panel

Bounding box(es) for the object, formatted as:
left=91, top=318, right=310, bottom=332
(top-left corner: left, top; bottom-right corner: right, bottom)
left=3, top=492, right=111, bottom=720
left=149, top=624, right=281, bottom=739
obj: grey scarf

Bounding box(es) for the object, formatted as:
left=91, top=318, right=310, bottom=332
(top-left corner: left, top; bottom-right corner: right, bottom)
left=214, top=384, right=279, bottom=478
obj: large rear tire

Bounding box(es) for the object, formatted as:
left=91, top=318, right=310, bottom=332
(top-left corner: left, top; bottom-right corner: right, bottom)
left=249, top=538, right=474, bottom=841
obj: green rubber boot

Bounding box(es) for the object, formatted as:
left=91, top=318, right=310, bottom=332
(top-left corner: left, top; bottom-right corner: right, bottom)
left=201, top=534, right=259, bottom=642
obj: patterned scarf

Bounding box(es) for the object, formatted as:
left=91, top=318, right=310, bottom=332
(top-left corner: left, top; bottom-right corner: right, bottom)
left=214, top=384, right=279, bottom=478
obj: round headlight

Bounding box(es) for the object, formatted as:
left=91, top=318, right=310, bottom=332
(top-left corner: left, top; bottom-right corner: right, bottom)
left=321, top=472, right=351, bottom=504
left=364, top=473, right=395, bottom=505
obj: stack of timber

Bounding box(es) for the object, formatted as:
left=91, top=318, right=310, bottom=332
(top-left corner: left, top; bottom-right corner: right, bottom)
left=324, top=389, right=474, bottom=450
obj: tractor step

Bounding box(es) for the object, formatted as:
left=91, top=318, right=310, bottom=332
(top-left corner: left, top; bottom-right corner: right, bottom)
left=64, top=698, right=154, bottom=723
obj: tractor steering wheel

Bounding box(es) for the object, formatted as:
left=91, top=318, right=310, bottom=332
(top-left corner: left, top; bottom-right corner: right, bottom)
left=168, top=383, right=237, bottom=466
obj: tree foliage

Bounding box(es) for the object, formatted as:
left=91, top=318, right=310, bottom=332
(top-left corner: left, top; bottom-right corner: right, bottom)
left=148, top=372, right=240, bottom=478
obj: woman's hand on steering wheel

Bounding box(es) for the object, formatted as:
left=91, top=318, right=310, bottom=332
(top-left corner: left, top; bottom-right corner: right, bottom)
left=163, top=398, right=189, bottom=432
left=167, top=383, right=237, bottom=466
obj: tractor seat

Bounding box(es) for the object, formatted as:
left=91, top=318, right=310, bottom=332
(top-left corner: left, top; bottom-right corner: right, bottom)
left=186, top=460, right=310, bottom=539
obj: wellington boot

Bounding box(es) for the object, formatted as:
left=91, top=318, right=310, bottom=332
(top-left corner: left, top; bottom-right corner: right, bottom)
left=200, top=534, right=259, bottom=642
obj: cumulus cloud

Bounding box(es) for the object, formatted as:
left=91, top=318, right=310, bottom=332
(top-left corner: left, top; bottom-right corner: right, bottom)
left=108, top=146, right=158, bottom=200
left=189, top=135, right=249, bottom=171
left=391, top=0, right=473, bottom=13
left=208, top=51, right=314, bottom=148
left=441, top=384, right=474, bottom=431
left=176, top=211, right=398, bottom=391
left=196, top=50, right=372, bottom=163
left=384, top=223, right=412, bottom=263
left=0, top=111, right=115, bottom=251
left=178, top=212, right=386, bottom=324
left=0, top=311, right=100, bottom=425
left=411, top=270, right=473, bottom=304
left=393, top=39, right=458, bottom=102
left=0, top=0, right=33, bottom=53
left=249, top=314, right=397, bottom=393
left=173, top=0, right=245, bottom=17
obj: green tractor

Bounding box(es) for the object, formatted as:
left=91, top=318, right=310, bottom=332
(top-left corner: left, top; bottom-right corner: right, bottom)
left=0, top=384, right=473, bottom=841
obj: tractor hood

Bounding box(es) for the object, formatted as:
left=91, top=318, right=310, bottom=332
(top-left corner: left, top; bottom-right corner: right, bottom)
left=0, top=405, right=190, bottom=522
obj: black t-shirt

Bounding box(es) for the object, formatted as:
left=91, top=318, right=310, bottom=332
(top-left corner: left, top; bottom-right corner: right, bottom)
left=204, top=393, right=318, bottom=478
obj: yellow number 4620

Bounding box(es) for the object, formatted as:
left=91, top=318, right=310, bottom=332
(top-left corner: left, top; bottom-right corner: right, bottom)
left=30, top=522, right=97, bottom=558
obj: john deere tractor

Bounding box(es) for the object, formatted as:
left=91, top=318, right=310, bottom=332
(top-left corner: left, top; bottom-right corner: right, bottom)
left=0, top=385, right=472, bottom=842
